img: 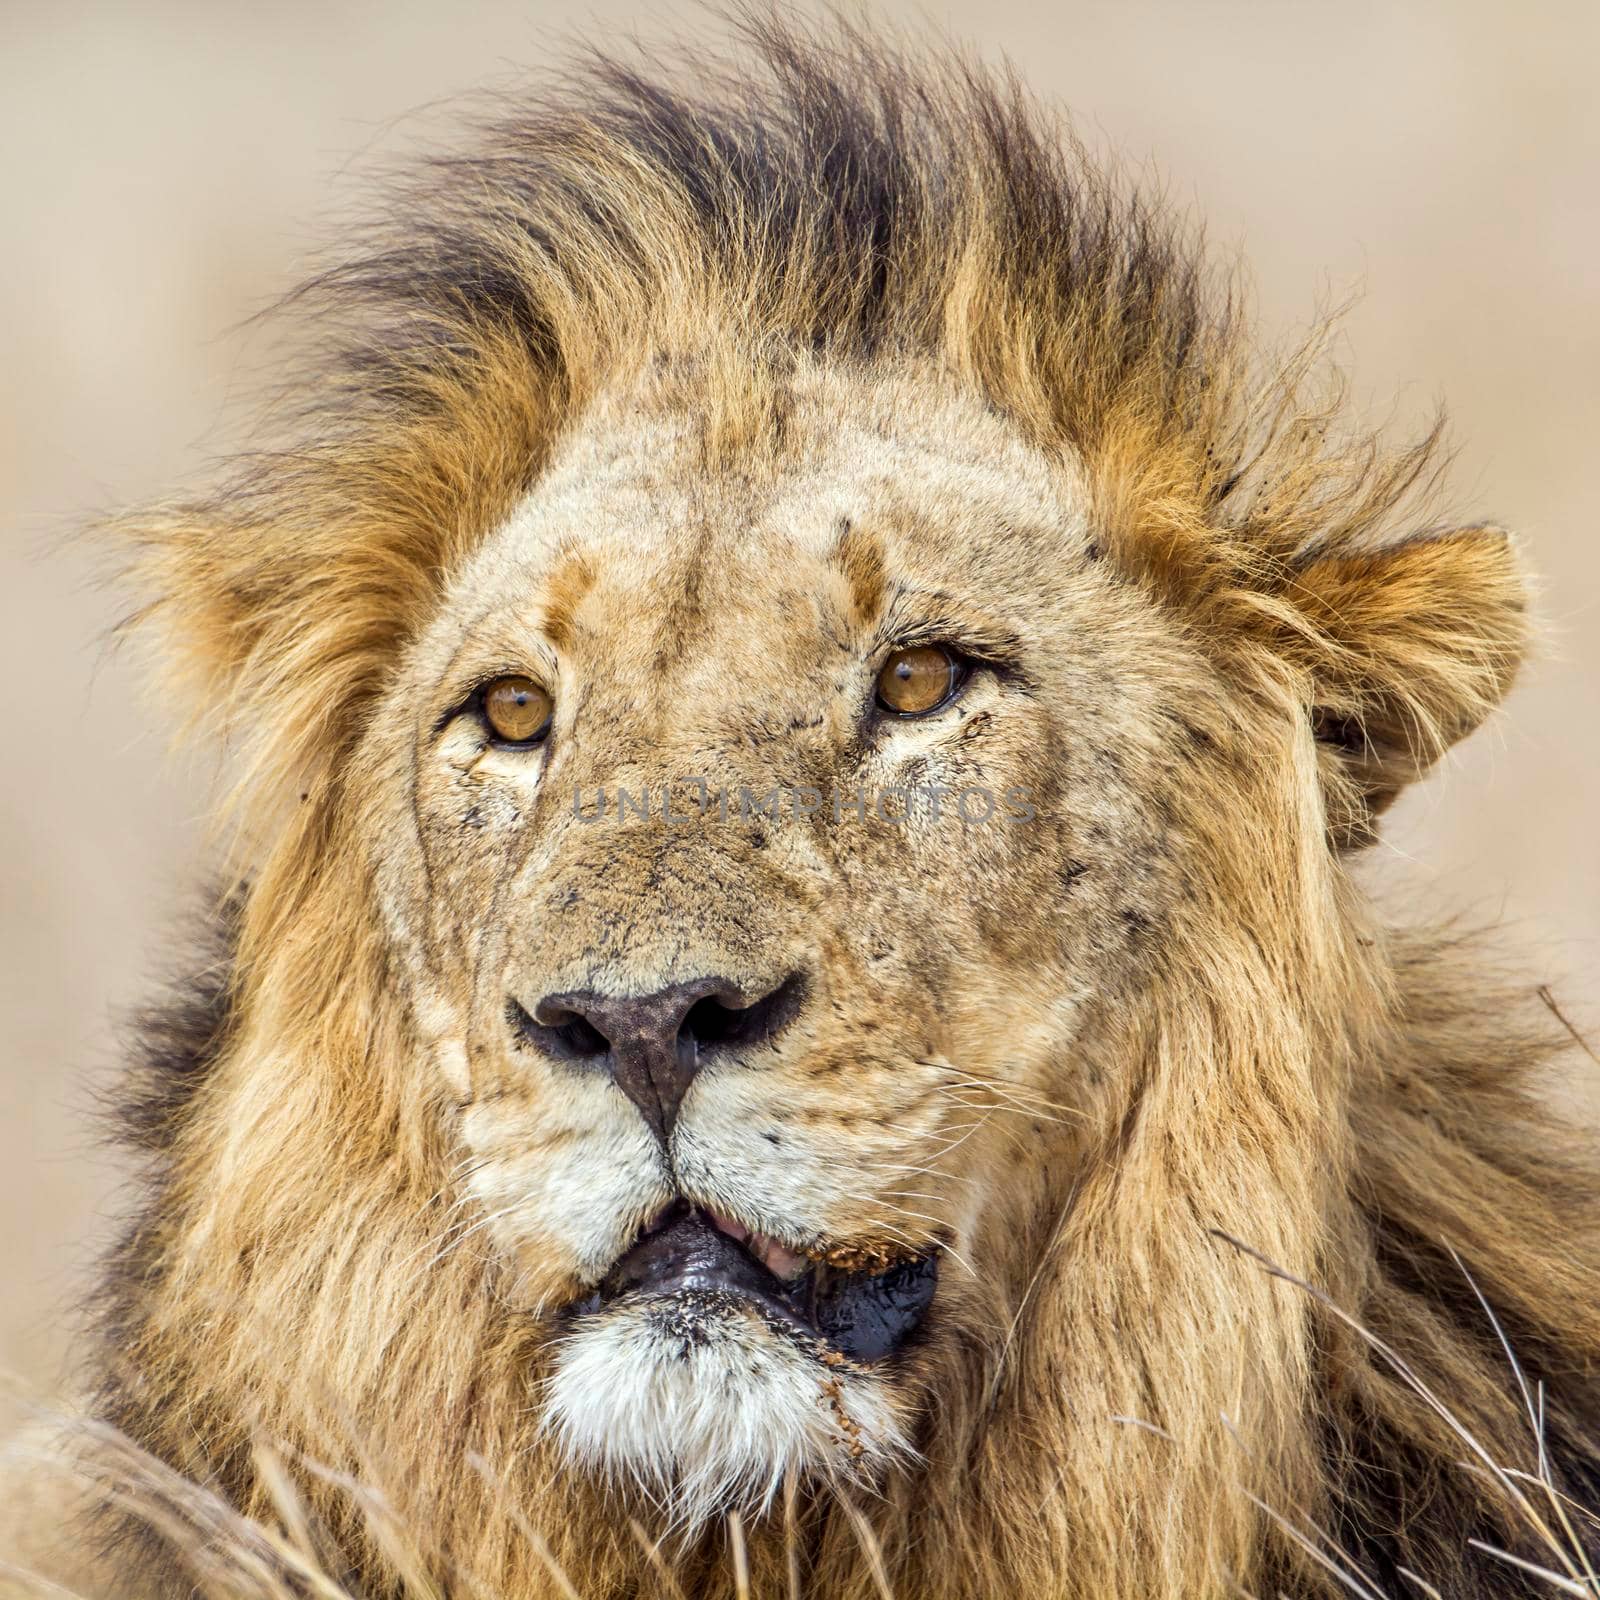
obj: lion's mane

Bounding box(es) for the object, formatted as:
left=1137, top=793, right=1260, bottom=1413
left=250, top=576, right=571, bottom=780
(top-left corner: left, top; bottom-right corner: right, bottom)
left=58, top=14, right=1600, bottom=1599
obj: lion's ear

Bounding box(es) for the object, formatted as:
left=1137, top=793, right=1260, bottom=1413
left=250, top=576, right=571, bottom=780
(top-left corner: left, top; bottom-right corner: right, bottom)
left=1292, top=527, right=1529, bottom=847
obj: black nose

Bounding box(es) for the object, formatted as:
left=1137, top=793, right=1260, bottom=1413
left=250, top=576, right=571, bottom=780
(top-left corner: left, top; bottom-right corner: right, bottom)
left=516, top=974, right=804, bottom=1143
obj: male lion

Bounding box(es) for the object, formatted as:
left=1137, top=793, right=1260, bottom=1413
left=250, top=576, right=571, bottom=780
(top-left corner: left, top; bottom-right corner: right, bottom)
left=8, top=17, right=1599, bottom=1600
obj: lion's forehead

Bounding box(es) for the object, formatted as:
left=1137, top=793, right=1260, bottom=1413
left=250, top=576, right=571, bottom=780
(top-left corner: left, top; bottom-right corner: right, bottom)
left=446, top=363, right=1095, bottom=651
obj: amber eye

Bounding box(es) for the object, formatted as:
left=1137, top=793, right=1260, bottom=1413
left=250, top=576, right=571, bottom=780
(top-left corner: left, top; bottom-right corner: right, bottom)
left=481, top=676, right=554, bottom=744
left=875, top=645, right=964, bottom=716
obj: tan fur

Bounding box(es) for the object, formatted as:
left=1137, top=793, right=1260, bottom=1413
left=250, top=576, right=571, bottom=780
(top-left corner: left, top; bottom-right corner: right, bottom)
left=12, top=15, right=1599, bottom=1599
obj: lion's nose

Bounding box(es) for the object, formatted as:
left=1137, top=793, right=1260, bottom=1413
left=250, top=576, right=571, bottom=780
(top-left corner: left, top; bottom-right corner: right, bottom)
left=519, top=974, right=805, bottom=1143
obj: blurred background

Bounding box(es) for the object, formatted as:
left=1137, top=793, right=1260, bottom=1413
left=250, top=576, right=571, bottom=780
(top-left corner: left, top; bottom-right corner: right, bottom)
left=3, top=0, right=1597, bottom=1398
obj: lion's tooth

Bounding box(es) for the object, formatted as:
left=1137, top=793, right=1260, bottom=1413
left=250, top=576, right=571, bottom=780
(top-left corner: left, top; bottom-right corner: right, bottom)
left=708, top=1209, right=749, bottom=1244
left=760, top=1236, right=809, bottom=1282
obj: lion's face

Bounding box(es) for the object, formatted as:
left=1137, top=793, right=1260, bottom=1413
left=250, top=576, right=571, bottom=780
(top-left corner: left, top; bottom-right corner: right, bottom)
left=366, top=361, right=1195, bottom=1516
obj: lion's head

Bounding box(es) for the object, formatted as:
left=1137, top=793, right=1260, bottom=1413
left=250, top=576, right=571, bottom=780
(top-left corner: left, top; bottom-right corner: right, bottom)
left=69, top=18, right=1600, bottom=1600
left=374, top=361, right=1206, bottom=1513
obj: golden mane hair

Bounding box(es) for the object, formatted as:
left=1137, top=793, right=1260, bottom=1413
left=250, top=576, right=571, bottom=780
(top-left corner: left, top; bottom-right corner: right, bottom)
left=43, top=13, right=1598, bottom=1599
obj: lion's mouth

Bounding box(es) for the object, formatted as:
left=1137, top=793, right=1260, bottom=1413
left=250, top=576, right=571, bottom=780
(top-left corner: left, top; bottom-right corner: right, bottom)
left=570, top=1203, right=938, bottom=1364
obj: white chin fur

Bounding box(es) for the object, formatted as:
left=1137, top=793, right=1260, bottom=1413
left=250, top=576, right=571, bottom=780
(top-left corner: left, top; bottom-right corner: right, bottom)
left=542, top=1293, right=910, bottom=1526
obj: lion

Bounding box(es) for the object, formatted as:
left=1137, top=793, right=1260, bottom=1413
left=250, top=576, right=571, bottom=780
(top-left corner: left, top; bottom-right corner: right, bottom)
left=7, top=15, right=1599, bottom=1600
